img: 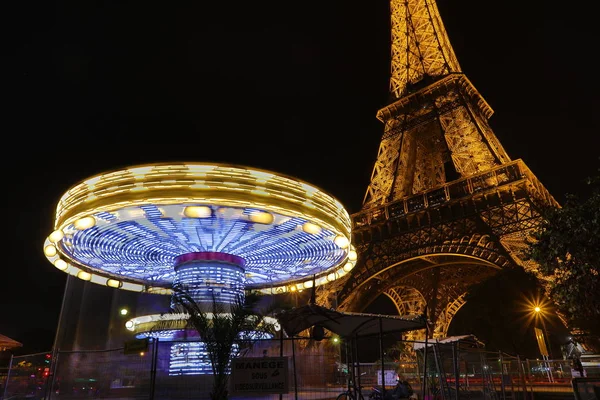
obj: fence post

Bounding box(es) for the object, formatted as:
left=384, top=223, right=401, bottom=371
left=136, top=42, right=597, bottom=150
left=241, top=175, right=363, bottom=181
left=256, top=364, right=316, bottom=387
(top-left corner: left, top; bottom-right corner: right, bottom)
left=279, top=330, right=283, bottom=400
left=48, top=352, right=60, bottom=400
left=379, top=318, right=386, bottom=399
left=499, top=351, right=506, bottom=400
left=452, top=342, right=459, bottom=400
left=422, top=308, right=429, bottom=399
left=291, top=337, right=298, bottom=400
left=149, top=338, right=158, bottom=400
left=2, top=354, right=13, bottom=400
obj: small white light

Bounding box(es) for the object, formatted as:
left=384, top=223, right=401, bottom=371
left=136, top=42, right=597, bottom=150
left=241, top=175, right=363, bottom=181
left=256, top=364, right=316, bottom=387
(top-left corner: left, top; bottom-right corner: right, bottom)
left=303, top=280, right=313, bottom=289
left=327, top=273, right=336, bottom=282
left=302, top=222, right=322, bottom=234
left=348, top=250, right=358, bottom=261
left=44, top=245, right=57, bottom=257
left=125, top=321, right=134, bottom=330
left=48, top=230, right=64, bottom=243
left=74, top=216, right=96, bottom=230
left=77, top=271, right=92, bottom=281
left=343, top=262, right=354, bottom=272
left=107, top=279, right=121, bottom=288
left=120, top=308, right=129, bottom=316
left=54, top=259, right=68, bottom=271
left=249, top=211, right=274, bottom=224
left=184, top=206, right=212, bottom=218
left=334, top=235, right=349, bottom=249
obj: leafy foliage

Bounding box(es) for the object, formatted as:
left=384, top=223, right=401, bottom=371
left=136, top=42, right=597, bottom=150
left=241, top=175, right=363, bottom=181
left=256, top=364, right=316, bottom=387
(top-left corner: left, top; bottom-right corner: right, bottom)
left=527, top=172, right=600, bottom=339
left=171, top=290, right=278, bottom=400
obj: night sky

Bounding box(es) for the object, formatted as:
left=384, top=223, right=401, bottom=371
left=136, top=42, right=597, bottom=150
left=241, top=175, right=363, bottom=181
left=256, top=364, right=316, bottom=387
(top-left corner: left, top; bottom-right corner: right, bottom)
left=4, top=1, right=598, bottom=354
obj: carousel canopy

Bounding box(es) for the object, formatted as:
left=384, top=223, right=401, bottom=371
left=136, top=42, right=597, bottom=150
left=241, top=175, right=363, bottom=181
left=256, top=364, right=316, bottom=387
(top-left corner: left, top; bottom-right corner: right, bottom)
left=275, top=303, right=426, bottom=338
left=0, top=334, right=22, bottom=351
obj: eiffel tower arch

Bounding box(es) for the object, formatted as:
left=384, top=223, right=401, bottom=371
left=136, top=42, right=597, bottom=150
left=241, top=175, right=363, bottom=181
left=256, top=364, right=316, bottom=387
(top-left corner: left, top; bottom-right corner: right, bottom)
left=323, top=0, right=559, bottom=339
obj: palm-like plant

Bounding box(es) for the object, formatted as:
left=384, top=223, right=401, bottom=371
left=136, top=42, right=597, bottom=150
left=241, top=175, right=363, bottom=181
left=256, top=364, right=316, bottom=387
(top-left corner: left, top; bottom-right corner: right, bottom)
left=172, top=289, right=278, bottom=400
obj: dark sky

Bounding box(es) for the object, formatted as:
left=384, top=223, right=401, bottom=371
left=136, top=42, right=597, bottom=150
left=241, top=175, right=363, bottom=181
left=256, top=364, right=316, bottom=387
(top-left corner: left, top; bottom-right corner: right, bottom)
left=4, top=1, right=598, bottom=354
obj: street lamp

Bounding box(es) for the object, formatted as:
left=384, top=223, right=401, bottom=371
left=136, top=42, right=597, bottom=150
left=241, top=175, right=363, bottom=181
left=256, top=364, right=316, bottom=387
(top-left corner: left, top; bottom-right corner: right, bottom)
left=533, top=305, right=555, bottom=383
left=533, top=305, right=553, bottom=359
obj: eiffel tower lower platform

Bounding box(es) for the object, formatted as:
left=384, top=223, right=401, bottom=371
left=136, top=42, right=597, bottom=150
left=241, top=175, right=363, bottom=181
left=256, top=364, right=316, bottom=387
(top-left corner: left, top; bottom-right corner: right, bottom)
left=321, top=159, right=558, bottom=339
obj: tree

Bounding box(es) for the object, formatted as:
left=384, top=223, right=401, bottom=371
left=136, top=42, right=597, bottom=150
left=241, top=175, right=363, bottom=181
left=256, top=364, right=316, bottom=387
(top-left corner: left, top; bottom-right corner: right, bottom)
left=527, top=171, right=600, bottom=347
left=171, top=290, right=278, bottom=400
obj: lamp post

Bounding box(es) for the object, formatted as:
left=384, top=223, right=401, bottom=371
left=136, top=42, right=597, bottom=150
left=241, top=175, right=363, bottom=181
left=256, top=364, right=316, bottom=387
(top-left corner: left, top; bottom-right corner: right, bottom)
left=534, top=306, right=553, bottom=359
left=533, top=305, right=554, bottom=383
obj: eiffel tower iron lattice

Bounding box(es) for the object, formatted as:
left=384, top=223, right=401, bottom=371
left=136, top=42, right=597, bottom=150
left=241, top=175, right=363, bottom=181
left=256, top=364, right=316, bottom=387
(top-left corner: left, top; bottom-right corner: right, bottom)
left=319, top=0, right=560, bottom=340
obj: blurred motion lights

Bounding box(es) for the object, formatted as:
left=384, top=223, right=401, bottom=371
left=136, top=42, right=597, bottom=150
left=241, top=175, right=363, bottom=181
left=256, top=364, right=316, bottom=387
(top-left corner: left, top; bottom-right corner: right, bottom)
left=43, top=163, right=355, bottom=293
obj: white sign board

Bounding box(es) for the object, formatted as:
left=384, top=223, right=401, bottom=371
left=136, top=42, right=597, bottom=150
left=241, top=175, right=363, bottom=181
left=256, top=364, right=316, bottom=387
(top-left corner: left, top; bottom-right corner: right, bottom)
left=231, top=357, right=289, bottom=394
left=377, top=370, right=398, bottom=386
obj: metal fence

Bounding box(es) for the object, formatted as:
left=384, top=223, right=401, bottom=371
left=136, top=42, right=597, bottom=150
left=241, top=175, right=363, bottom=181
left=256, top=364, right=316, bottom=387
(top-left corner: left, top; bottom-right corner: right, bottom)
left=3, top=338, right=592, bottom=400
left=2, top=352, right=52, bottom=400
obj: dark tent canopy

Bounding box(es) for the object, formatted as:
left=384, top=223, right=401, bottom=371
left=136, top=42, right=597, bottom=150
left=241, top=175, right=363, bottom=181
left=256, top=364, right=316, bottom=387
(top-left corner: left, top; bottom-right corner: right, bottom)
left=275, top=303, right=426, bottom=338
left=0, top=334, right=22, bottom=351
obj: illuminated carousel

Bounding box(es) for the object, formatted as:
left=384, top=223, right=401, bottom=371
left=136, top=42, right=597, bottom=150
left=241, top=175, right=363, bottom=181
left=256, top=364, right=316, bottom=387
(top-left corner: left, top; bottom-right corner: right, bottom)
left=43, top=163, right=356, bottom=375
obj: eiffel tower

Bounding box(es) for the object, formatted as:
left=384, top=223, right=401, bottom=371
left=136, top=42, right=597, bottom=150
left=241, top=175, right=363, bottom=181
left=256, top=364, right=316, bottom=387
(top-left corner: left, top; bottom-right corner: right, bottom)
left=323, top=0, right=559, bottom=339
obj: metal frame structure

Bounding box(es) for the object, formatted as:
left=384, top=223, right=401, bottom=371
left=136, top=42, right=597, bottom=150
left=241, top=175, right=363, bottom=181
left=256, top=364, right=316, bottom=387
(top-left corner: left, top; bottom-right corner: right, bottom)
left=321, top=0, right=559, bottom=339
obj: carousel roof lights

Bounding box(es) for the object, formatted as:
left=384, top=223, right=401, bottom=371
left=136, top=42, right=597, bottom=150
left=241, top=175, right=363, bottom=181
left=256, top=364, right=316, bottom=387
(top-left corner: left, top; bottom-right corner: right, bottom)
left=43, top=163, right=355, bottom=294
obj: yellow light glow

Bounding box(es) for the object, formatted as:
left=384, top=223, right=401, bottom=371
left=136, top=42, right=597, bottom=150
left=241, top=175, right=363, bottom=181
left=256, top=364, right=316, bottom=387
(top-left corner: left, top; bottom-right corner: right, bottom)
left=249, top=171, right=274, bottom=184
left=303, top=201, right=315, bottom=209
left=302, top=222, right=322, bottom=234
left=249, top=211, right=274, bottom=224
left=131, top=185, right=148, bottom=192
left=44, top=245, right=57, bottom=257
left=327, top=273, right=336, bottom=282
left=120, top=308, right=129, bottom=316
left=131, top=166, right=154, bottom=178
left=348, top=250, right=358, bottom=261
left=50, top=163, right=354, bottom=293
left=289, top=286, right=297, bottom=292
left=301, top=183, right=318, bottom=196
left=183, top=206, right=211, bottom=218
left=334, top=235, right=349, bottom=249
left=54, top=259, right=68, bottom=271
left=74, top=216, right=96, bottom=230
left=343, top=262, right=354, bottom=272
left=48, top=230, right=64, bottom=243
left=534, top=306, right=541, bottom=313
left=303, top=280, right=313, bottom=289
left=107, top=279, right=122, bottom=288
left=77, top=271, right=92, bottom=281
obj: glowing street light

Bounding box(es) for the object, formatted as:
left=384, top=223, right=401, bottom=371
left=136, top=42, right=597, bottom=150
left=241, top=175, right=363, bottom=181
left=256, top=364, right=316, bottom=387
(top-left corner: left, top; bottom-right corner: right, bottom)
left=533, top=304, right=553, bottom=360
